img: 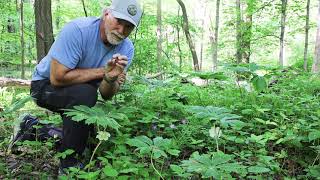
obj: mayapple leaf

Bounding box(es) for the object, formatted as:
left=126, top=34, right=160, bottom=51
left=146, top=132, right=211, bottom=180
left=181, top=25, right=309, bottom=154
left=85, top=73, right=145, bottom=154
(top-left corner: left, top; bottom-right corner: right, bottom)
left=251, top=76, right=267, bottom=92
left=77, top=170, right=101, bottom=179
left=308, top=131, right=320, bottom=141
left=153, top=137, right=171, bottom=148
left=126, top=136, right=151, bottom=149
left=181, top=151, right=245, bottom=178
left=64, top=105, right=120, bottom=130
left=55, top=149, right=75, bottom=159
left=138, top=136, right=153, bottom=145
left=202, top=167, right=220, bottom=178
left=248, top=166, right=270, bottom=173
left=127, top=136, right=179, bottom=158
left=167, top=149, right=180, bottom=156
left=170, top=165, right=184, bottom=174
left=103, top=166, right=119, bottom=177
left=153, top=149, right=167, bottom=159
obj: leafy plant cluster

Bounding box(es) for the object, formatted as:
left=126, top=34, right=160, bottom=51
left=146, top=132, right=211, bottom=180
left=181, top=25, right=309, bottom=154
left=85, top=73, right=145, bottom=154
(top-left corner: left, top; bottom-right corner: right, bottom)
left=59, top=66, right=320, bottom=179
left=1, top=66, right=320, bottom=179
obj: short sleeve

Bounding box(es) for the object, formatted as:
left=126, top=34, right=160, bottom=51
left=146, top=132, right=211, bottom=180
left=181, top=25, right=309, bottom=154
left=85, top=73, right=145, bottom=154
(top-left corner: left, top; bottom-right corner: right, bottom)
left=125, top=47, right=134, bottom=71
left=121, top=40, right=134, bottom=72
left=48, top=22, right=82, bottom=69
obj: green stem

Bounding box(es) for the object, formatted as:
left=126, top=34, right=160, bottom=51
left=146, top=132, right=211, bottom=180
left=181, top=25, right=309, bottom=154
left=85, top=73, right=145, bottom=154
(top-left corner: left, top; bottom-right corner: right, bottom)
left=215, top=137, right=219, bottom=152
left=89, top=141, right=102, bottom=169
left=151, top=151, right=164, bottom=180
left=312, top=153, right=320, bottom=166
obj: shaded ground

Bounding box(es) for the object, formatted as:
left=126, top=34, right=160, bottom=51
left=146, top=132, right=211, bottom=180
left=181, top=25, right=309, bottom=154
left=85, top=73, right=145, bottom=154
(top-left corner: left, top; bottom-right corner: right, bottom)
left=0, top=145, right=59, bottom=179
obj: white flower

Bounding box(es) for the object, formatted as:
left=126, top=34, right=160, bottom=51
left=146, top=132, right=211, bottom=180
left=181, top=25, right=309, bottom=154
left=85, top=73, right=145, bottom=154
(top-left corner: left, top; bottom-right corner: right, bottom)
left=209, top=126, right=222, bottom=139
left=97, top=131, right=111, bottom=141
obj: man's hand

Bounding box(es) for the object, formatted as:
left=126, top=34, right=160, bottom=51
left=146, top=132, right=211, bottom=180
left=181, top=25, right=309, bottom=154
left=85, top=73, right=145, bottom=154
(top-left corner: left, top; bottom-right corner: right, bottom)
left=105, top=54, right=128, bottom=81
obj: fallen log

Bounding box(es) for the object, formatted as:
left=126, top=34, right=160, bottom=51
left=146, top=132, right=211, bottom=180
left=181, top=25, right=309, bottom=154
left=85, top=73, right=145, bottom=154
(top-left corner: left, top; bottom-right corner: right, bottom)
left=0, top=77, right=31, bottom=87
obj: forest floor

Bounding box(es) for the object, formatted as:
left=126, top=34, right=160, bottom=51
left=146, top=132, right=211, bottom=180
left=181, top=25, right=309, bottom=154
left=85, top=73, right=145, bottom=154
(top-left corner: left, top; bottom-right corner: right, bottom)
left=1, top=65, right=320, bottom=179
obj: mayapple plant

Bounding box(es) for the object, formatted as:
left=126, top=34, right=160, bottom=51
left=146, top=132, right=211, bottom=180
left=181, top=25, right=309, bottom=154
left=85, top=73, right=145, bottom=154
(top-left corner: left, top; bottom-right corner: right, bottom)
left=126, top=136, right=180, bottom=179
left=64, top=103, right=127, bottom=170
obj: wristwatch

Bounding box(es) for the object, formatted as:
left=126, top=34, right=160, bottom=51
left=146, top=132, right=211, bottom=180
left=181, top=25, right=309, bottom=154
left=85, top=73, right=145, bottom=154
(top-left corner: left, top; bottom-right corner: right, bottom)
left=103, top=74, right=117, bottom=84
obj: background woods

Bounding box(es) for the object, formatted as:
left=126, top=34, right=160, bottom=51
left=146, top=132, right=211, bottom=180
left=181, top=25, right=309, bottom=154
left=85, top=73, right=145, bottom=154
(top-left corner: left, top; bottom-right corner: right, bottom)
left=0, top=0, right=318, bottom=77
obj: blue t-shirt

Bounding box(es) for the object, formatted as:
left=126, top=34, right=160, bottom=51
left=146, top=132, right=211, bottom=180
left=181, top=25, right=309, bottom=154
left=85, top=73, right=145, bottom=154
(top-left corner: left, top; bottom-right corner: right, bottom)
left=32, top=17, right=134, bottom=81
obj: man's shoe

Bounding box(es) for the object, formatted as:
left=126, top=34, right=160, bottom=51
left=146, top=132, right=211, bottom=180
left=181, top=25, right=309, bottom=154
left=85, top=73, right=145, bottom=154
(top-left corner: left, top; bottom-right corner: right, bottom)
left=8, top=114, right=39, bottom=150
left=8, top=114, right=63, bottom=152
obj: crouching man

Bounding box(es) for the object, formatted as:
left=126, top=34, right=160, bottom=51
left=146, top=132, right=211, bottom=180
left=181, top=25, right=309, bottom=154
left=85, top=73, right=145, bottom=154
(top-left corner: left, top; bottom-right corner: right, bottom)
left=29, top=0, right=141, bottom=172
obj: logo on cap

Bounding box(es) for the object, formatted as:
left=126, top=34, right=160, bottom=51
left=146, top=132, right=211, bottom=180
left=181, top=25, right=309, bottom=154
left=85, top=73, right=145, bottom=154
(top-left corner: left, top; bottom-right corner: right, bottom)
left=127, top=5, right=137, bottom=16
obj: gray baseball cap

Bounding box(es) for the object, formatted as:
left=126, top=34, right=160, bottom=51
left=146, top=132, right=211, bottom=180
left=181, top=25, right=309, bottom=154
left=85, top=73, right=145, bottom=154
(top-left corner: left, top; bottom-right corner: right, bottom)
left=110, top=0, right=142, bottom=27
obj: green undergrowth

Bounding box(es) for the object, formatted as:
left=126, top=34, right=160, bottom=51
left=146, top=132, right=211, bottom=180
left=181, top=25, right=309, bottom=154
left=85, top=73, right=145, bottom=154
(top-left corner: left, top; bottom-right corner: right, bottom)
left=1, top=67, right=320, bottom=179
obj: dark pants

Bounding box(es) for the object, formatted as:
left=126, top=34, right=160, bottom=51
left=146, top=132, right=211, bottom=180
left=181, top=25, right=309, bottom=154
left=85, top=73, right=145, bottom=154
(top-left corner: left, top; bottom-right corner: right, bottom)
left=30, top=79, right=98, bottom=168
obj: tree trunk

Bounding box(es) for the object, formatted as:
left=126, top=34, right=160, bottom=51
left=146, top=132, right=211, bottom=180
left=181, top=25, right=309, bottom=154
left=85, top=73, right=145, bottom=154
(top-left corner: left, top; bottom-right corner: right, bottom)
left=243, top=0, right=254, bottom=63
left=200, top=0, right=207, bottom=71
left=243, top=15, right=252, bottom=63
left=19, top=0, right=25, bottom=79
left=177, top=7, right=183, bottom=72
left=236, top=0, right=242, bottom=64
left=176, top=0, right=199, bottom=71
left=279, top=0, right=288, bottom=68
left=56, top=0, right=61, bottom=30
left=34, top=0, right=54, bottom=63
left=81, top=0, right=88, bottom=17
left=212, top=0, right=221, bottom=71
left=157, top=0, right=162, bottom=74
left=303, top=0, right=311, bottom=71
left=312, top=0, right=320, bottom=73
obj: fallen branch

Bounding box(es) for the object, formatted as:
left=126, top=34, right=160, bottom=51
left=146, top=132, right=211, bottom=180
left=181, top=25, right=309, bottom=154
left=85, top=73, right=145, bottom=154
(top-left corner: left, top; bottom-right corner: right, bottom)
left=0, top=77, right=31, bottom=87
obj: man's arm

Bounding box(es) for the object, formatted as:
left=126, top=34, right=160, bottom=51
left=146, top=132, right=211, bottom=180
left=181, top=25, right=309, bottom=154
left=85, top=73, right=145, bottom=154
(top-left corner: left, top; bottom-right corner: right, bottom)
left=99, top=73, right=126, bottom=100
left=50, top=59, right=105, bottom=87
left=98, top=79, right=120, bottom=100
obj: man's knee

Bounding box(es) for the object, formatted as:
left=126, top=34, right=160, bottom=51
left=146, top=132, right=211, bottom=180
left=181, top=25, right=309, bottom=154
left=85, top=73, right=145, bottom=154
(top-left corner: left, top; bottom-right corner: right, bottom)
left=67, top=84, right=98, bottom=108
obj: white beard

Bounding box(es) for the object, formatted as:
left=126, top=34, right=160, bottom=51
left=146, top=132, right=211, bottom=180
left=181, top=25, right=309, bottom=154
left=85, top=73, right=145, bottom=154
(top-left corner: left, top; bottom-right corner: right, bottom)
left=105, top=30, right=125, bottom=45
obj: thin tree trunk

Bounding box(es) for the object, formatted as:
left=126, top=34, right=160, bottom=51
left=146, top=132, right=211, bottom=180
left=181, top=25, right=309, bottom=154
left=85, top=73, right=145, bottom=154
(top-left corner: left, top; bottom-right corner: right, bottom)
left=15, top=0, right=19, bottom=11
left=81, top=0, right=88, bottom=17
left=279, top=0, right=288, bottom=68
left=19, top=0, right=25, bottom=79
left=157, top=0, right=162, bottom=75
left=303, top=0, right=311, bottom=71
left=177, top=0, right=199, bottom=71
left=212, top=0, right=221, bottom=71
left=34, top=0, right=54, bottom=63
left=56, top=0, right=61, bottom=30
left=236, top=0, right=242, bottom=64
left=312, top=0, right=320, bottom=73
left=177, top=7, right=183, bottom=72
left=243, top=0, right=253, bottom=63
left=200, top=1, right=207, bottom=71
left=244, top=14, right=252, bottom=63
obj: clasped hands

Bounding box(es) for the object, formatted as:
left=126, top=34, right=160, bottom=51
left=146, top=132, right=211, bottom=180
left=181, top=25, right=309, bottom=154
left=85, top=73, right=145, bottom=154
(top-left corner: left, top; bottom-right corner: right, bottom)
left=104, top=54, right=128, bottom=85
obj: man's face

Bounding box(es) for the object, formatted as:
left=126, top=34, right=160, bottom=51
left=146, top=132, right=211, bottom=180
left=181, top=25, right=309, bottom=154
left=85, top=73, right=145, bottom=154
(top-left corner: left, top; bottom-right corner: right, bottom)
left=103, top=11, right=135, bottom=45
